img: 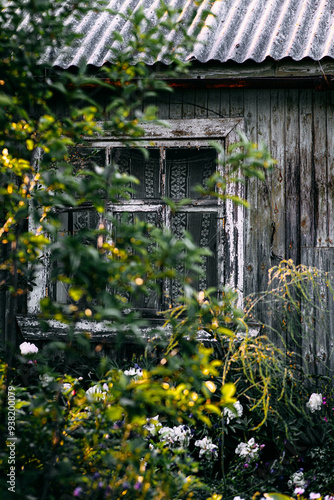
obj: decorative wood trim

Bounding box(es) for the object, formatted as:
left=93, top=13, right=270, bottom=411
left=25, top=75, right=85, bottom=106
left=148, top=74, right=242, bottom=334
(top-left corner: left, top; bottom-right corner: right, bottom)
left=26, top=117, right=246, bottom=329
left=91, top=118, right=242, bottom=142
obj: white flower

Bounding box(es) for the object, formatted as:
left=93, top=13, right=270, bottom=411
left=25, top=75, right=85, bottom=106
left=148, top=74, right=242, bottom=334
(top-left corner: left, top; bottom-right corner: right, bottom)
left=294, top=488, right=305, bottom=495
left=288, top=471, right=307, bottom=489
left=144, top=415, right=162, bottom=436
left=309, top=494, right=321, bottom=500
left=39, top=373, right=54, bottom=387
left=20, top=342, right=38, bottom=355
left=194, top=436, right=218, bottom=459
left=235, top=437, right=260, bottom=462
left=234, top=329, right=258, bottom=342
left=158, top=425, right=191, bottom=448
left=306, top=393, right=322, bottom=412
left=86, top=384, right=108, bottom=402
left=324, top=496, right=334, bottom=500
left=62, top=383, right=72, bottom=393
left=123, top=367, right=143, bottom=379
left=223, top=401, right=243, bottom=424
left=233, top=497, right=245, bottom=500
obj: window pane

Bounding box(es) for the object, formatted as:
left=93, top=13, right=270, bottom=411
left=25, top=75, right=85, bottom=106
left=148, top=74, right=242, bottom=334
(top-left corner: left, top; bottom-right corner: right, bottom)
left=114, top=211, right=161, bottom=312
left=53, top=209, right=99, bottom=303
left=112, top=148, right=160, bottom=199
left=166, top=148, right=217, bottom=199
left=169, top=211, right=218, bottom=303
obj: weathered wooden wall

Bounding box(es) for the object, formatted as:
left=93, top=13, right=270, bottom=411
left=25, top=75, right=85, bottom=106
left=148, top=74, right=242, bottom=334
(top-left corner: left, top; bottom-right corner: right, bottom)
left=151, top=87, right=334, bottom=374
left=2, top=84, right=334, bottom=375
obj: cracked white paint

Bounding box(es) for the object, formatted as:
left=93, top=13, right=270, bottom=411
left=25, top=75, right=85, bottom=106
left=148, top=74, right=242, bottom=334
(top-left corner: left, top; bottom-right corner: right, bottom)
left=27, top=118, right=245, bottom=328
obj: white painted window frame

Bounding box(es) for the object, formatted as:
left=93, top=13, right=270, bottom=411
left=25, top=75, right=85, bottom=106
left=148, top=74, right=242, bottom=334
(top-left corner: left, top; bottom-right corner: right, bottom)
left=22, top=117, right=245, bottom=339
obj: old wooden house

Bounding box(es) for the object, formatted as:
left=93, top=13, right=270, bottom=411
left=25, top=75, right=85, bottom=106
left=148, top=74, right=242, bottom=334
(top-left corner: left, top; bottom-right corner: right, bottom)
left=3, top=0, right=334, bottom=373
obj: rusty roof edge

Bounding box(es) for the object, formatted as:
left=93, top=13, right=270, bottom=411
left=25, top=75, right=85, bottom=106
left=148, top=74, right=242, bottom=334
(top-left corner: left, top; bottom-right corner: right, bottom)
left=166, top=76, right=334, bottom=91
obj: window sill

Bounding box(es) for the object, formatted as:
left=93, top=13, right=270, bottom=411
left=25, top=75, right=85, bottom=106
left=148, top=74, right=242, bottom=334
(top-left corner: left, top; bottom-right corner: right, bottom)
left=16, top=314, right=260, bottom=344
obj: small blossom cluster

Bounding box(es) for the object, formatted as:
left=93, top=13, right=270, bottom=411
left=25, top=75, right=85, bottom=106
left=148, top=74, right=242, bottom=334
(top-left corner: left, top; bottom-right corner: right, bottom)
left=223, top=401, right=243, bottom=424
left=158, top=425, right=191, bottom=448
left=145, top=417, right=217, bottom=461
left=19, top=342, right=38, bottom=355
left=86, top=384, right=109, bottom=402
left=123, top=367, right=143, bottom=379
left=194, top=436, right=218, bottom=459
left=235, top=437, right=263, bottom=462
left=306, top=393, right=322, bottom=412
left=39, top=373, right=55, bottom=387
left=144, top=415, right=162, bottom=436
left=288, top=470, right=307, bottom=489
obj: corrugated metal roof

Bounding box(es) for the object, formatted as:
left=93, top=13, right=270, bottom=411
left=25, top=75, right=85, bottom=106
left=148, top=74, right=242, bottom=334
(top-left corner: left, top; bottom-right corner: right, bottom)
left=51, top=0, right=334, bottom=68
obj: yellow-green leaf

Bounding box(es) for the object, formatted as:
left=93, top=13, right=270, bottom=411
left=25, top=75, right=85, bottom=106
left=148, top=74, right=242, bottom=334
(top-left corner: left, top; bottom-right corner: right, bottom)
left=105, top=405, right=123, bottom=421
left=204, top=403, right=221, bottom=416
left=221, top=382, right=236, bottom=403
left=26, top=139, right=34, bottom=151
left=216, top=326, right=234, bottom=337
left=264, top=494, right=294, bottom=500
left=68, top=287, right=84, bottom=302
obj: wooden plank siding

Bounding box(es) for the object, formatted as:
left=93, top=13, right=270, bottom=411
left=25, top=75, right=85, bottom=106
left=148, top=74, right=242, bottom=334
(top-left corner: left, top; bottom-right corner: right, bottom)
left=4, top=86, right=334, bottom=375
left=165, top=87, right=334, bottom=371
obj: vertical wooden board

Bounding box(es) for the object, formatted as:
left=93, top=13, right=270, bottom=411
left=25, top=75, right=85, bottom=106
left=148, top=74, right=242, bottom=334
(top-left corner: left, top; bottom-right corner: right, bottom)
left=270, top=90, right=286, bottom=261
left=267, top=90, right=286, bottom=352
left=256, top=90, right=275, bottom=334
left=194, top=88, right=208, bottom=118
left=322, top=249, right=334, bottom=375
left=313, top=91, right=328, bottom=248
left=300, top=248, right=317, bottom=375
left=243, top=91, right=258, bottom=305
left=244, top=90, right=257, bottom=138
left=256, top=90, right=272, bottom=293
left=157, top=90, right=170, bottom=119
left=285, top=90, right=301, bottom=354
left=327, top=91, right=334, bottom=247
left=285, top=89, right=300, bottom=263
left=181, top=88, right=196, bottom=119
left=326, top=249, right=334, bottom=374
left=299, top=90, right=314, bottom=250
left=229, top=89, right=244, bottom=117
left=313, top=249, right=330, bottom=376
left=219, top=89, right=230, bottom=117
left=207, top=88, right=221, bottom=118
left=300, top=248, right=333, bottom=376
left=169, top=88, right=183, bottom=119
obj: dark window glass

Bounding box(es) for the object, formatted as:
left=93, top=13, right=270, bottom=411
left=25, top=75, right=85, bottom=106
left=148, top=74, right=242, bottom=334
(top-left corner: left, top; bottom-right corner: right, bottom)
left=112, top=148, right=160, bottom=199
left=166, top=148, right=216, bottom=199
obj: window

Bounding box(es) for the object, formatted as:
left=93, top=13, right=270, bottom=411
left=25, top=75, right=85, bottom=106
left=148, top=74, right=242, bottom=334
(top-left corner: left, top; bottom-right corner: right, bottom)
left=21, top=118, right=244, bottom=338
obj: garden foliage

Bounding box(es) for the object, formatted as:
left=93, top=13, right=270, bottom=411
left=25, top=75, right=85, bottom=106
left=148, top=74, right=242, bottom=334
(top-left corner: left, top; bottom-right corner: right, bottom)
left=0, top=0, right=333, bottom=499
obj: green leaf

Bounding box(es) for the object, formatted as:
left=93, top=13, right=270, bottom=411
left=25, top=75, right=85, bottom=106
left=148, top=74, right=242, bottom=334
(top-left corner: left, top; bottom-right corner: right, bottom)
left=216, top=326, right=234, bottom=337
left=204, top=403, right=221, bottom=416
left=106, top=405, right=123, bottom=421
left=264, top=494, right=294, bottom=500
left=68, top=287, right=84, bottom=302
left=221, top=383, right=236, bottom=403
